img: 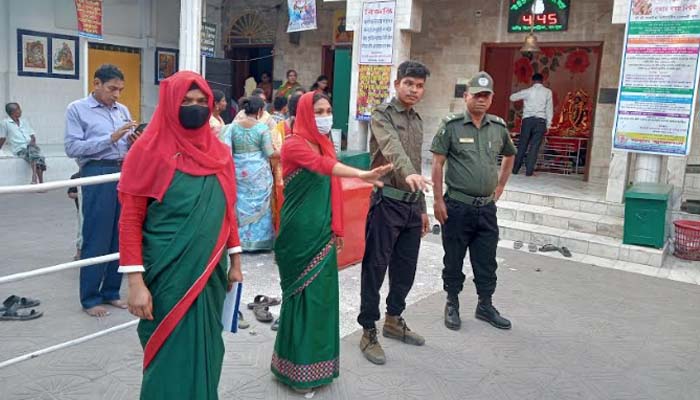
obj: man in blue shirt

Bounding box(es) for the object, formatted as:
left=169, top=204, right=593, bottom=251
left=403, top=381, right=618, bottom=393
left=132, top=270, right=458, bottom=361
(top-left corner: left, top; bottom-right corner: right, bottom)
left=0, top=102, right=47, bottom=183
left=65, top=64, right=138, bottom=317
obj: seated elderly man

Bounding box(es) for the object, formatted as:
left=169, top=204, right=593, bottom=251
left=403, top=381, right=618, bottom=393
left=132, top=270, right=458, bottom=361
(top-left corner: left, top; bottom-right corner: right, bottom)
left=0, top=102, right=47, bottom=184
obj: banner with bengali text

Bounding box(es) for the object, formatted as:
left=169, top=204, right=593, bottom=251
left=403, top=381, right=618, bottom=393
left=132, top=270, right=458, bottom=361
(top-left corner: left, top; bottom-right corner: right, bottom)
left=356, top=65, right=392, bottom=121
left=612, top=0, right=700, bottom=155
left=359, top=1, right=395, bottom=65
left=74, top=0, right=103, bottom=40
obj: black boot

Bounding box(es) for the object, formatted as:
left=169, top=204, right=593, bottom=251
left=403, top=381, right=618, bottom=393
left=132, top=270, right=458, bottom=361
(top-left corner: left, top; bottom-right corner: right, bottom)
left=475, top=298, right=511, bottom=330
left=444, top=294, right=461, bottom=330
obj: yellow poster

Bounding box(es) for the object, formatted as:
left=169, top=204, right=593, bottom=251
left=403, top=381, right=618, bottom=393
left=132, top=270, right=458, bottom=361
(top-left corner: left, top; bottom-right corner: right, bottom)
left=356, top=65, right=391, bottom=121
left=333, top=9, right=353, bottom=45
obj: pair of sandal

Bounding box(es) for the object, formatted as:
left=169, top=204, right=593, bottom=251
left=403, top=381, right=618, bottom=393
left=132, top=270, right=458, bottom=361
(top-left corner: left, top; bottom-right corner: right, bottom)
left=247, top=295, right=281, bottom=330
left=513, top=241, right=572, bottom=258
left=0, top=295, right=42, bottom=321
left=539, top=243, right=572, bottom=258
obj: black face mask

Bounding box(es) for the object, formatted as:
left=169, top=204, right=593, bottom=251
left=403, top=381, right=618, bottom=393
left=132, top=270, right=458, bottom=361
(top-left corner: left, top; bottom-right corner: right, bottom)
left=179, top=105, right=210, bottom=129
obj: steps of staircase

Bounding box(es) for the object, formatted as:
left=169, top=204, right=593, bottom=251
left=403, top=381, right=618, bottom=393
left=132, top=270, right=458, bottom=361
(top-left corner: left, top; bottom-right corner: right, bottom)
left=496, top=200, right=624, bottom=239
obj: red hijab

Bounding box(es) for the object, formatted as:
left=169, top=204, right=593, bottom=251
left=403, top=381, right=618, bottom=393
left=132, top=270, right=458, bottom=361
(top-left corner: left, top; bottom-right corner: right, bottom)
left=119, top=71, right=237, bottom=221
left=292, top=92, right=344, bottom=237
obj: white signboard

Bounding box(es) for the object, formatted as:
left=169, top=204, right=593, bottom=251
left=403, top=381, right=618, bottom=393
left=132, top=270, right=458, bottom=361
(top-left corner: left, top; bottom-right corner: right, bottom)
left=612, top=0, right=700, bottom=156
left=359, top=1, right=396, bottom=65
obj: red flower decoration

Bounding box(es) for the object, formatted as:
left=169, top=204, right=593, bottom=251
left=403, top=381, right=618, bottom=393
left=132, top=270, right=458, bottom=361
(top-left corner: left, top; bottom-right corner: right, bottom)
left=513, top=57, right=534, bottom=84
left=565, top=49, right=590, bottom=74
left=540, top=47, right=556, bottom=58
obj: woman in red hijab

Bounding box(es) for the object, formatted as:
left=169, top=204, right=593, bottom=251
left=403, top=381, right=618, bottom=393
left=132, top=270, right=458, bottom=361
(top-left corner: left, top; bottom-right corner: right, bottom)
left=271, top=92, right=391, bottom=392
left=117, top=71, right=243, bottom=400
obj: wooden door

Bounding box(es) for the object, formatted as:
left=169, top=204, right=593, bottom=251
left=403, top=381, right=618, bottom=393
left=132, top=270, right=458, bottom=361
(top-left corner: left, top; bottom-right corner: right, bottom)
left=88, top=45, right=141, bottom=122
left=482, top=46, right=515, bottom=121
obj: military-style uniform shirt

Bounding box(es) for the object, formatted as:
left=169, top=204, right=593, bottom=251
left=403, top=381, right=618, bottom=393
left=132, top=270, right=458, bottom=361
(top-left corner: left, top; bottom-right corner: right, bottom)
left=369, top=97, right=426, bottom=212
left=431, top=112, right=517, bottom=197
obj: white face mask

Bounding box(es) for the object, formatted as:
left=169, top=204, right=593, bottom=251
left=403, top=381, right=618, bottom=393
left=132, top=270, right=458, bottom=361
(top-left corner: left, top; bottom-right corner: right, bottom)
left=315, top=115, right=333, bottom=134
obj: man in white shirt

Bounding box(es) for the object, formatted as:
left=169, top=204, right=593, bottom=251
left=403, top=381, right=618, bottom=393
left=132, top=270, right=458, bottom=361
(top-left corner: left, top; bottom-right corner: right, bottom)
left=509, top=73, right=553, bottom=176
left=0, top=102, right=47, bottom=183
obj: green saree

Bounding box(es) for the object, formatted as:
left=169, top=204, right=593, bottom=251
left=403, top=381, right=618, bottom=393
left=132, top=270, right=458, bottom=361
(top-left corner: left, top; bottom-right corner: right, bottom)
left=138, top=172, right=229, bottom=400
left=272, top=169, right=340, bottom=389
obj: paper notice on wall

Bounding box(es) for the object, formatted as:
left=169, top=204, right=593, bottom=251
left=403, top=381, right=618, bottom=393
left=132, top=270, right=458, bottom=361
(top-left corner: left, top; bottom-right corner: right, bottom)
left=359, top=1, right=396, bottom=65
left=612, top=0, right=700, bottom=156
left=74, top=0, right=103, bottom=39
left=287, top=0, right=317, bottom=33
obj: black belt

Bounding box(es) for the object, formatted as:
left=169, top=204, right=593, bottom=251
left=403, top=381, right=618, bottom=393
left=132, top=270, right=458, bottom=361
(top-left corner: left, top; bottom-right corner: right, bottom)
left=85, top=159, right=123, bottom=167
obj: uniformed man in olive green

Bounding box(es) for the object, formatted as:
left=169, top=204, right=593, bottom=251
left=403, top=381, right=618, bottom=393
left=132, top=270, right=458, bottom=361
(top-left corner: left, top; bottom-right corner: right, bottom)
left=431, top=71, right=516, bottom=331
left=358, top=61, right=432, bottom=366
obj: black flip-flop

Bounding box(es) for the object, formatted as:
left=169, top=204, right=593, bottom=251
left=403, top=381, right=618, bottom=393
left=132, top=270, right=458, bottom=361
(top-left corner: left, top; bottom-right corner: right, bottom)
left=253, top=305, right=274, bottom=323
left=0, top=295, right=40, bottom=312
left=247, top=295, right=281, bottom=310
left=0, top=302, right=43, bottom=321
left=559, top=246, right=572, bottom=258
left=539, top=244, right=560, bottom=252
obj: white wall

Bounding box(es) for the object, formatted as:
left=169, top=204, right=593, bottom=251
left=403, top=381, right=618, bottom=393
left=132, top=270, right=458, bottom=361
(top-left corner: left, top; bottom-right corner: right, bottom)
left=1, top=0, right=182, bottom=147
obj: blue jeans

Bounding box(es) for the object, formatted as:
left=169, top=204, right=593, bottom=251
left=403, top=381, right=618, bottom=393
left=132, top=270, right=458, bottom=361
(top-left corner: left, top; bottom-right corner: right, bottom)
left=79, top=163, right=122, bottom=309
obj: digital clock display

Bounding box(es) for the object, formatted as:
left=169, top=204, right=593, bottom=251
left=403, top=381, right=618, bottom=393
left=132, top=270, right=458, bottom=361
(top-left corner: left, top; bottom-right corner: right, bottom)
left=508, top=0, right=570, bottom=33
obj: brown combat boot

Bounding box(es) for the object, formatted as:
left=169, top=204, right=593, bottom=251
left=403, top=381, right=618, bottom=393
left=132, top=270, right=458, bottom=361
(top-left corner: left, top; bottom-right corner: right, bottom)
left=360, top=328, right=386, bottom=365
left=382, top=315, right=425, bottom=346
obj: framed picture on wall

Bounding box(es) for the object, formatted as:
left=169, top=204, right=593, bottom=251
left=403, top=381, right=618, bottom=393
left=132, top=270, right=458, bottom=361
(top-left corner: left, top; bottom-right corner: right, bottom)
left=155, top=47, right=179, bottom=84
left=50, top=34, right=79, bottom=79
left=17, top=29, right=50, bottom=76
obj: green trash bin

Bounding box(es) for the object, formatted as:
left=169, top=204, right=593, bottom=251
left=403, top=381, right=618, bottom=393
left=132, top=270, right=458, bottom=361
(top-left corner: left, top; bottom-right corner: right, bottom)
left=339, top=150, right=370, bottom=170
left=623, top=183, right=673, bottom=249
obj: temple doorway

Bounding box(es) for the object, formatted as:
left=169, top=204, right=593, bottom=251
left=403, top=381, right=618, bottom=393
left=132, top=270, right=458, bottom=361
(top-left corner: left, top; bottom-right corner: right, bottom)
left=481, top=42, right=603, bottom=181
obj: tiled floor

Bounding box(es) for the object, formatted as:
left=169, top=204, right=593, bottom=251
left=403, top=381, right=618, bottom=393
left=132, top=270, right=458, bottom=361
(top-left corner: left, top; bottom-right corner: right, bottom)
left=506, top=173, right=607, bottom=201
left=2, top=246, right=700, bottom=399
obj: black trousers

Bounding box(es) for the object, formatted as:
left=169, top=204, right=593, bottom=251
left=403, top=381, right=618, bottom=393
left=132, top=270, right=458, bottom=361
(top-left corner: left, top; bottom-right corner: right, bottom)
left=441, top=196, right=499, bottom=299
left=514, top=117, right=547, bottom=175
left=358, top=193, right=423, bottom=329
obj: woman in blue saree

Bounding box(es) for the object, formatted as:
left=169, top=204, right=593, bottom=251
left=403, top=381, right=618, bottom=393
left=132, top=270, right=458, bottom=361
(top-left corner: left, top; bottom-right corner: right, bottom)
left=223, top=96, right=278, bottom=251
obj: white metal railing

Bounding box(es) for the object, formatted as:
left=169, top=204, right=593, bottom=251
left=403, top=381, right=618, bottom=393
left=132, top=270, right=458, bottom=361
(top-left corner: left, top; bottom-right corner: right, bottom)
left=0, top=320, right=139, bottom=369
left=0, top=172, right=134, bottom=370
left=0, top=173, right=120, bottom=195
left=0, top=254, right=120, bottom=284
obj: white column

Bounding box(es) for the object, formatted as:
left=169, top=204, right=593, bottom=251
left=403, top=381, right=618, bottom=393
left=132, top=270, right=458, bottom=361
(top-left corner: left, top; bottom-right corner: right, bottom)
left=633, top=154, right=662, bottom=183
left=80, top=38, right=89, bottom=96
left=605, top=151, right=631, bottom=203
left=346, top=0, right=368, bottom=151
left=666, top=156, right=687, bottom=210
left=345, top=0, right=420, bottom=151
left=179, top=0, right=203, bottom=72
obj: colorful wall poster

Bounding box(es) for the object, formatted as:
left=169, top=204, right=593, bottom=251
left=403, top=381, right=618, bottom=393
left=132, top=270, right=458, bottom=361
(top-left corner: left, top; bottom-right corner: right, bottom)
left=356, top=64, right=392, bottom=121
left=333, top=9, right=353, bottom=45
left=74, top=0, right=103, bottom=40
left=287, top=0, right=317, bottom=33
left=612, top=0, right=700, bottom=156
